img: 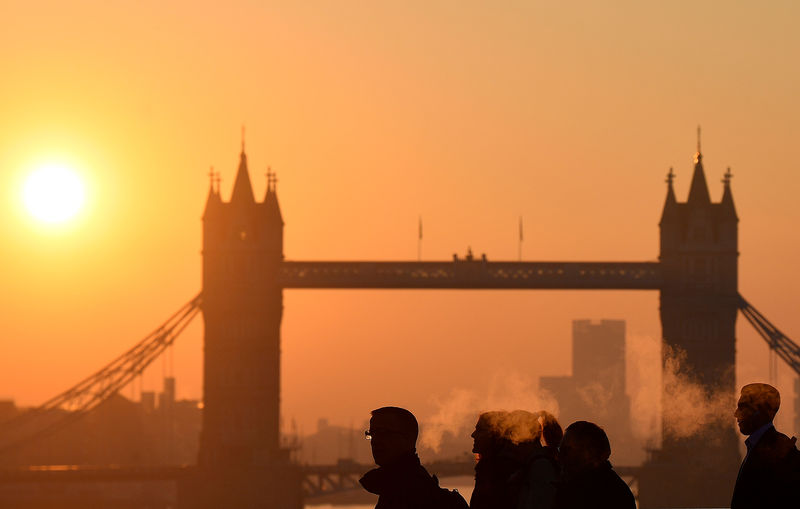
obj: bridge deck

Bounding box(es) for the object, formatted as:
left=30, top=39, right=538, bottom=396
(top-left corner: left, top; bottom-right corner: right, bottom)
left=280, top=261, right=662, bottom=290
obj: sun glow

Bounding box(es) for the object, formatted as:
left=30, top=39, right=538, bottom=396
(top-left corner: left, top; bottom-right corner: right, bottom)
left=22, top=164, right=86, bottom=224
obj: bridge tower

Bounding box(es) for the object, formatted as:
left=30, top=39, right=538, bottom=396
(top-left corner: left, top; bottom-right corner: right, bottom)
left=639, top=137, right=741, bottom=507
left=180, top=144, right=302, bottom=508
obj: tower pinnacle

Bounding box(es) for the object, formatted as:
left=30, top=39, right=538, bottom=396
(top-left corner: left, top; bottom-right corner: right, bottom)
left=241, top=125, right=246, bottom=154
left=721, top=166, right=737, bottom=219
left=722, top=167, right=733, bottom=186
left=660, top=166, right=678, bottom=225
left=266, top=166, right=278, bottom=193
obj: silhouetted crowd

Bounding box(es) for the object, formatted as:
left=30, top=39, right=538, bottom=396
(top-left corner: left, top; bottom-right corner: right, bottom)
left=359, top=383, right=800, bottom=509
left=469, top=410, right=632, bottom=509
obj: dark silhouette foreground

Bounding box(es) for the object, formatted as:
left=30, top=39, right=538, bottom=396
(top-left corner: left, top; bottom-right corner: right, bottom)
left=554, top=420, right=634, bottom=509
left=731, top=383, right=800, bottom=509
left=359, top=406, right=467, bottom=509
left=470, top=409, right=562, bottom=509
left=469, top=410, right=519, bottom=509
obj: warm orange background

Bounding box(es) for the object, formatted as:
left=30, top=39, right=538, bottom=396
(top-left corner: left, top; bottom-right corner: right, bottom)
left=1, top=2, right=799, bottom=440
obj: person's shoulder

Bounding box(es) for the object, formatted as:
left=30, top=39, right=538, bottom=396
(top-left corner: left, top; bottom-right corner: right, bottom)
left=413, top=470, right=470, bottom=509
left=756, top=428, right=798, bottom=461
left=607, top=465, right=636, bottom=507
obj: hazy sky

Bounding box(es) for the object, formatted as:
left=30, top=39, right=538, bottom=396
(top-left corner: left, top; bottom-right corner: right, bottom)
left=1, top=1, right=799, bottom=439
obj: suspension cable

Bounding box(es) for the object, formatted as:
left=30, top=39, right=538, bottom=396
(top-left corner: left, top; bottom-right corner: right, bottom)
left=738, top=294, right=800, bottom=377
left=0, top=293, right=202, bottom=455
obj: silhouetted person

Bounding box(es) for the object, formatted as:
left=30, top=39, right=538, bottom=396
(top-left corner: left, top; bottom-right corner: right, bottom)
left=554, top=421, right=634, bottom=509
left=731, top=383, right=800, bottom=509
left=470, top=411, right=519, bottom=509
left=514, top=411, right=561, bottom=509
left=359, top=406, right=467, bottom=509
left=539, top=410, right=563, bottom=451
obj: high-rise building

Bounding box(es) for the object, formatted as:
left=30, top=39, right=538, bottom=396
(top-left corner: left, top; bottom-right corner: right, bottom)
left=540, top=320, right=637, bottom=463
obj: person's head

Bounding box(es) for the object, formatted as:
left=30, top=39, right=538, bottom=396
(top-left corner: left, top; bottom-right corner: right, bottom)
left=503, top=410, right=542, bottom=460
left=504, top=409, right=541, bottom=444
left=367, top=407, right=418, bottom=466
left=559, top=421, right=611, bottom=475
left=538, top=411, right=563, bottom=448
left=734, top=383, right=780, bottom=435
left=471, top=411, right=508, bottom=457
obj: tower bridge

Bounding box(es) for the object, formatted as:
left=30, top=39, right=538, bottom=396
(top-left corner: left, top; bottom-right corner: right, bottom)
left=197, top=136, right=743, bottom=508
left=2, top=135, right=800, bottom=508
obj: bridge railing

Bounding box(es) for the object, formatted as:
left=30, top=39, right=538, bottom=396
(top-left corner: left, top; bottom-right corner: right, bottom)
left=280, top=261, right=662, bottom=290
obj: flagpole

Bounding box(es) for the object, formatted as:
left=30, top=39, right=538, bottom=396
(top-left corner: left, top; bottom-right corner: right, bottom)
left=418, top=216, right=422, bottom=261
left=518, top=216, right=523, bottom=261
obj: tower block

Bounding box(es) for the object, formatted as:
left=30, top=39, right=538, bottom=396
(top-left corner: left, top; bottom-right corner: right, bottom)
left=180, top=147, right=301, bottom=509
left=639, top=140, right=740, bottom=507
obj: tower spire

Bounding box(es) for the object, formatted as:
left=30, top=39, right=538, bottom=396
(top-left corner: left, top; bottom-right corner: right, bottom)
left=230, top=130, right=255, bottom=204
left=697, top=125, right=701, bottom=152
left=688, top=129, right=711, bottom=204
left=695, top=125, right=703, bottom=163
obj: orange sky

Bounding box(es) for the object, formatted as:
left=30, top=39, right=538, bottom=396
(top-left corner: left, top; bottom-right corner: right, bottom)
left=1, top=1, right=799, bottom=440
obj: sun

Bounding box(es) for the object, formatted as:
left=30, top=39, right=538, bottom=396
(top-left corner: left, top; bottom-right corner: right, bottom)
left=23, top=164, right=86, bottom=224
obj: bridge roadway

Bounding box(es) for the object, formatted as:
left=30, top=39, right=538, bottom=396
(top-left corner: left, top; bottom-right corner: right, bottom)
left=279, top=260, right=662, bottom=290
left=0, top=461, right=642, bottom=499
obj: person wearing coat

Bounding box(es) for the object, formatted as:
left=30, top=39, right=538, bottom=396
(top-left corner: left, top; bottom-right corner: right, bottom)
left=554, top=421, right=635, bottom=509
left=731, top=383, right=800, bottom=509
left=359, top=406, right=468, bottom=509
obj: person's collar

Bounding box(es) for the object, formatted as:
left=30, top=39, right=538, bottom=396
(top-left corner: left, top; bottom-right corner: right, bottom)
left=745, top=421, right=774, bottom=450
left=359, top=453, right=421, bottom=495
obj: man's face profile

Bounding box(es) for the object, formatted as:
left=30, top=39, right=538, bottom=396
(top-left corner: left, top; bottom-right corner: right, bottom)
left=470, top=419, right=493, bottom=455
left=734, top=394, right=761, bottom=435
